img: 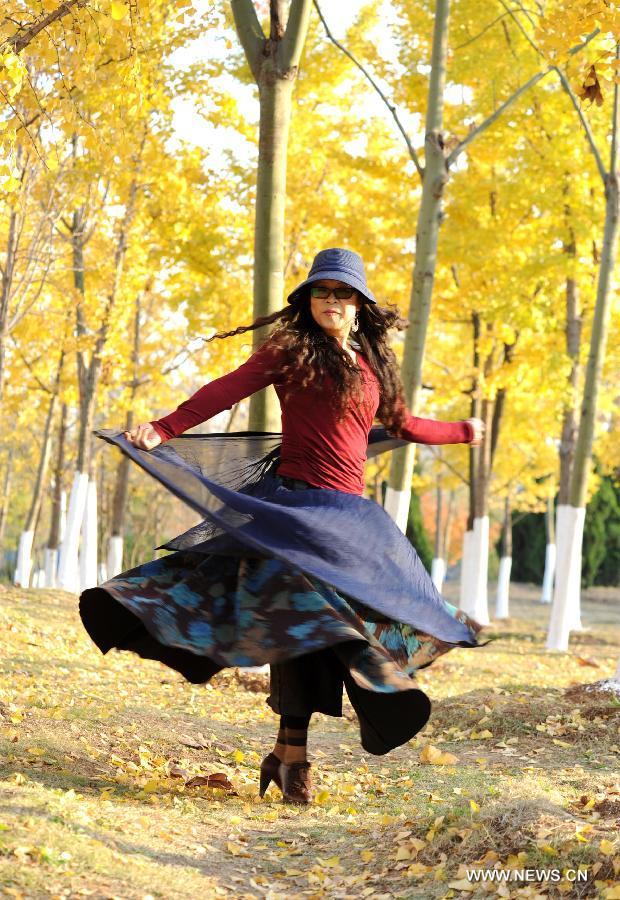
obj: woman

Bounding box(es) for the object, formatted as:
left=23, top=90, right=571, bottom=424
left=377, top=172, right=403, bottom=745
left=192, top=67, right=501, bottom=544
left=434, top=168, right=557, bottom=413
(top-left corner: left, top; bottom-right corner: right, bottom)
left=80, top=248, right=484, bottom=805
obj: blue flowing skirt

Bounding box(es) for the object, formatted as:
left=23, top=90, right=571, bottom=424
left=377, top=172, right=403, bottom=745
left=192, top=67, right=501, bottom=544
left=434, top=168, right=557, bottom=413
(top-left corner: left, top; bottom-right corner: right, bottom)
left=80, top=431, right=482, bottom=754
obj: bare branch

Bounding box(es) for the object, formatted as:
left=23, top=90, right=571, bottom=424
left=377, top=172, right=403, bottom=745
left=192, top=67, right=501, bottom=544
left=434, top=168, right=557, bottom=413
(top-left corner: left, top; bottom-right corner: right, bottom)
left=452, top=9, right=537, bottom=51
left=9, top=336, right=52, bottom=394
left=426, top=446, right=468, bottom=485
left=499, top=0, right=606, bottom=181
left=446, top=68, right=550, bottom=167
left=554, top=68, right=607, bottom=182
left=3, top=0, right=85, bottom=54
left=313, top=0, right=423, bottom=179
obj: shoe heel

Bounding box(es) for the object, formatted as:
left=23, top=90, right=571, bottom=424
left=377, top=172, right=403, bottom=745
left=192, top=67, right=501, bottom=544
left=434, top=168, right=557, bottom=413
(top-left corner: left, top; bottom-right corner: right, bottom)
left=259, top=769, right=272, bottom=798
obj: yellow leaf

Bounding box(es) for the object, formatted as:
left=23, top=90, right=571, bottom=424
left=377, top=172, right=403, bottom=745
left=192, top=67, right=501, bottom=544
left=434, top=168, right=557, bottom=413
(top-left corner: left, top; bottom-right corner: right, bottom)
left=314, top=790, right=330, bottom=805
left=407, top=862, right=432, bottom=877
left=419, top=744, right=459, bottom=766
left=469, top=799, right=480, bottom=813
left=110, top=1, right=128, bottom=19
left=317, top=855, right=340, bottom=868
left=142, top=778, right=160, bottom=793
left=601, top=840, right=617, bottom=856
left=604, top=885, right=620, bottom=899
left=448, top=879, right=475, bottom=891
left=360, top=849, right=374, bottom=862
left=471, top=730, right=493, bottom=740
left=540, top=844, right=558, bottom=855
left=232, top=749, right=244, bottom=764
left=395, top=845, right=411, bottom=860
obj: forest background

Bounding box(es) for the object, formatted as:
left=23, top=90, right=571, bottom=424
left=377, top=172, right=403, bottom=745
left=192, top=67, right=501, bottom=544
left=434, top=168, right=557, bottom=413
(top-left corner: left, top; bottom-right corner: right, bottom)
left=0, top=0, right=618, bottom=647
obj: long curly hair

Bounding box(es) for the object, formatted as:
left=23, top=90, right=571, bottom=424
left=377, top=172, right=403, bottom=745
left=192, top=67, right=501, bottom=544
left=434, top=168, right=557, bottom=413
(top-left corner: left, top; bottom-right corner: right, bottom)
left=206, top=292, right=410, bottom=434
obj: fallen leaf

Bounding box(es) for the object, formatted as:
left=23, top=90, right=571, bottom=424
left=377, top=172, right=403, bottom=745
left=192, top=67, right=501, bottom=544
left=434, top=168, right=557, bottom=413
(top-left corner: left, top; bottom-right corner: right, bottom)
left=420, top=745, right=459, bottom=766
left=185, top=772, right=237, bottom=794
left=180, top=733, right=209, bottom=749
left=448, top=878, right=475, bottom=891
left=226, top=841, right=250, bottom=857
left=316, top=855, right=340, bottom=868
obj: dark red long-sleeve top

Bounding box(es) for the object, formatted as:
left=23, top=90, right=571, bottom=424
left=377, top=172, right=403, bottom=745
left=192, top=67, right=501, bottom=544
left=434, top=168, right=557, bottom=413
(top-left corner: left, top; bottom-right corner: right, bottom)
left=151, top=343, right=473, bottom=496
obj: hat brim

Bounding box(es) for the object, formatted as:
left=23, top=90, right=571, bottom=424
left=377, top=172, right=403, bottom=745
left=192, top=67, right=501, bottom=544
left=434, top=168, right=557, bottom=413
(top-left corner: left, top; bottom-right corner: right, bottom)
left=287, top=270, right=377, bottom=305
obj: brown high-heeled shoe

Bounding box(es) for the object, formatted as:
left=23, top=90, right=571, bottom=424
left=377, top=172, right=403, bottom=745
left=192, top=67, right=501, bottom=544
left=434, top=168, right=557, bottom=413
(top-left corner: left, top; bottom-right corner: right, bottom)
left=279, top=760, right=312, bottom=805
left=259, top=752, right=282, bottom=798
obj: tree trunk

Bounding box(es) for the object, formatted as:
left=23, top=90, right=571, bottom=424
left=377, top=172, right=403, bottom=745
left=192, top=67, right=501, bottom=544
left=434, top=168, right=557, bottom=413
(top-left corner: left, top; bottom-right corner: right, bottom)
left=558, top=275, right=581, bottom=504
left=385, top=0, right=452, bottom=529
left=59, top=141, right=143, bottom=591
left=0, top=209, right=18, bottom=405
left=107, top=293, right=142, bottom=577
left=547, top=69, right=619, bottom=651
left=443, top=488, right=455, bottom=564
left=14, top=389, right=58, bottom=587
left=15, top=339, right=65, bottom=588
left=108, top=411, right=132, bottom=578
left=79, top=473, right=98, bottom=591
left=231, top=0, right=312, bottom=431
left=495, top=495, right=512, bottom=620
left=45, top=403, right=67, bottom=587
left=0, top=451, right=13, bottom=553
left=540, top=495, right=556, bottom=603
left=431, top=483, right=446, bottom=591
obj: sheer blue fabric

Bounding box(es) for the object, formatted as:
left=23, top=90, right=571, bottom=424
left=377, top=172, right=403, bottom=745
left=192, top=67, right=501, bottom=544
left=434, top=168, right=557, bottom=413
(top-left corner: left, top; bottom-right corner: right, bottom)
left=96, top=428, right=475, bottom=646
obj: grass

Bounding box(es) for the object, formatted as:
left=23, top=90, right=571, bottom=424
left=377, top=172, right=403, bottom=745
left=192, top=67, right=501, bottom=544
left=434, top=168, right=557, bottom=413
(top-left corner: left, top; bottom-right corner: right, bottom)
left=1, top=580, right=619, bottom=899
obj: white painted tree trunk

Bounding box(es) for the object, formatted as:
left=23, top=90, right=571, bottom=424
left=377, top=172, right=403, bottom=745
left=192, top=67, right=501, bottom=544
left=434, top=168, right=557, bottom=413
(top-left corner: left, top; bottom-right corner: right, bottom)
left=107, top=535, right=124, bottom=579
left=79, top=479, right=98, bottom=592
left=460, top=516, right=490, bottom=625
left=540, top=542, right=556, bottom=603
left=14, top=530, right=34, bottom=588
left=495, top=556, right=512, bottom=619
left=57, top=472, right=89, bottom=593
left=384, top=486, right=409, bottom=533
left=546, top=505, right=586, bottom=651
left=98, top=562, right=108, bottom=584
left=44, top=548, right=58, bottom=588
left=59, top=489, right=67, bottom=543
left=431, top=557, right=446, bottom=592
left=459, top=529, right=473, bottom=609
left=33, top=568, right=45, bottom=588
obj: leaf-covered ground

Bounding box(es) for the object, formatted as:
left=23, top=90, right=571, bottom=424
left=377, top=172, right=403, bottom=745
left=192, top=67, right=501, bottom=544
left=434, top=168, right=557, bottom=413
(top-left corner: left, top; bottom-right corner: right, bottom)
left=1, top=582, right=619, bottom=899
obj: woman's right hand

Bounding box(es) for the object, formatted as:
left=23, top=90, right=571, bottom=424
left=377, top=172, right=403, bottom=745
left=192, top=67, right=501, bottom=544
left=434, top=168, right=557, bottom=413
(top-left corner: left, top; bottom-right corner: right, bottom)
left=124, top=423, right=162, bottom=451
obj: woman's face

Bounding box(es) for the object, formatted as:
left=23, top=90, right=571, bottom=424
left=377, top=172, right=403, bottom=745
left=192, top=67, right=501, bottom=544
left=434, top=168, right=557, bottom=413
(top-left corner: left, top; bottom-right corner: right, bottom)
left=309, top=279, right=362, bottom=341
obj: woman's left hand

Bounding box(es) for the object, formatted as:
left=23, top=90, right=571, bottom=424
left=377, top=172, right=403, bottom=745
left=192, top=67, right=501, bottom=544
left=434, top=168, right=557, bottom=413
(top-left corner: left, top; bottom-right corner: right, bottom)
left=467, top=417, right=485, bottom=446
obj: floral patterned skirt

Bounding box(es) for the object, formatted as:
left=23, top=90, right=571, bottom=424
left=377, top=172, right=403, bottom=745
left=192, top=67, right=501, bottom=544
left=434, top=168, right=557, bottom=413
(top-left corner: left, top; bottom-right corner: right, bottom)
left=80, top=544, right=481, bottom=755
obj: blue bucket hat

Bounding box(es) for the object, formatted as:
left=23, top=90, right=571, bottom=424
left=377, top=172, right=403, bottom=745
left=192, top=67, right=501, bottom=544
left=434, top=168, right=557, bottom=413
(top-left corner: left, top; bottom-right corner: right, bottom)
left=287, top=248, right=377, bottom=305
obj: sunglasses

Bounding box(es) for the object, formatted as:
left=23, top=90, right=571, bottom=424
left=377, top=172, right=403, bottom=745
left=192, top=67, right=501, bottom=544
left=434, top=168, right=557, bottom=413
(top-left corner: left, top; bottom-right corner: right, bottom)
left=310, top=285, right=357, bottom=300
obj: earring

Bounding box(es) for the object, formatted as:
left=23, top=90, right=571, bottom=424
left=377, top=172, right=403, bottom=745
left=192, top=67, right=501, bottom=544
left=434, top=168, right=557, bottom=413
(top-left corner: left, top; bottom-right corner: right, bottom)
left=352, top=313, right=359, bottom=332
